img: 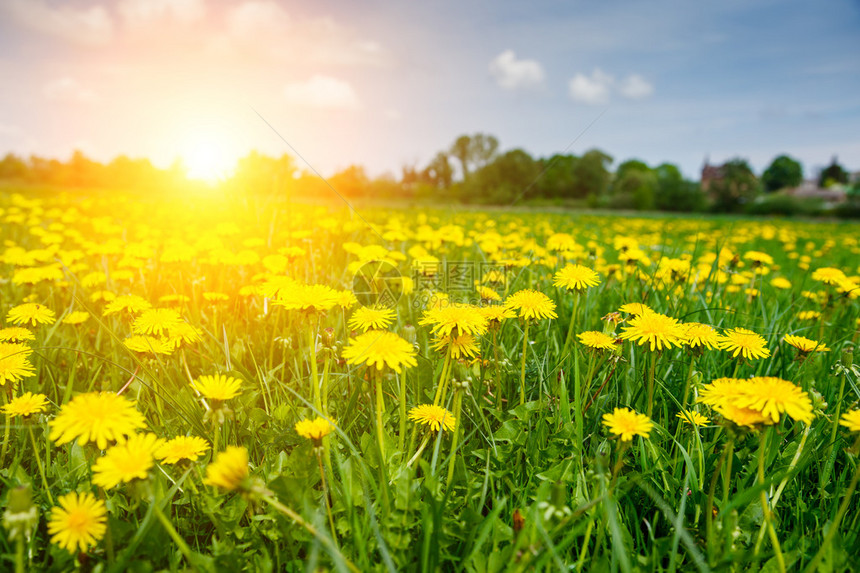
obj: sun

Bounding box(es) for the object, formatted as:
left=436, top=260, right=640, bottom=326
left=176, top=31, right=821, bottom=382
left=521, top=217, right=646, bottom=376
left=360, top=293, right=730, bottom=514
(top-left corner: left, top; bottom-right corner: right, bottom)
left=180, top=132, right=235, bottom=183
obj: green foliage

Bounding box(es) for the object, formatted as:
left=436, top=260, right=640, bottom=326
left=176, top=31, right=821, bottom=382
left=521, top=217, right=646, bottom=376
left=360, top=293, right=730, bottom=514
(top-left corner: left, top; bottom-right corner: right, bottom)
left=571, top=149, right=613, bottom=200
left=762, top=155, right=803, bottom=192
left=709, top=158, right=761, bottom=212
left=818, top=158, right=848, bottom=187
left=461, top=149, right=539, bottom=204
left=745, top=194, right=823, bottom=217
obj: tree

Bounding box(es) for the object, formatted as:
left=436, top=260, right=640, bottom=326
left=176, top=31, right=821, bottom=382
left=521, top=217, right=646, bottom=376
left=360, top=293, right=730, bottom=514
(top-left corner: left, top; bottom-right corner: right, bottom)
left=329, top=165, right=369, bottom=198
left=613, top=160, right=656, bottom=210
left=709, top=158, right=760, bottom=212
left=422, top=152, right=454, bottom=189
left=469, top=134, right=499, bottom=170
left=465, top=149, right=538, bottom=204
left=450, top=135, right=472, bottom=182
left=654, top=163, right=703, bottom=212
left=0, top=153, right=28, bottom=180
left=571, top=149, right=612, bottom=198
left=762, top=155, right=803, bottom=192
left=818, top=157, right=848, bottom=187
left=534, top=154, right=579, bottom=199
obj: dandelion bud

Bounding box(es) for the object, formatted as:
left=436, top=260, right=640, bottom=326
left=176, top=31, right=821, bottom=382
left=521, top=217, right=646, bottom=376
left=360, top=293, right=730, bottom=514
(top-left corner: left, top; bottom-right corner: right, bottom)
left=2, top=486, right=38, bottom=541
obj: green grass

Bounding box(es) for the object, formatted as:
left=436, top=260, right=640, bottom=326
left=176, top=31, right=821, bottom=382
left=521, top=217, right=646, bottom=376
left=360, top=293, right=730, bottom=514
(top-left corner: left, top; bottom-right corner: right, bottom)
left=1, top=188, right=858, bottom=572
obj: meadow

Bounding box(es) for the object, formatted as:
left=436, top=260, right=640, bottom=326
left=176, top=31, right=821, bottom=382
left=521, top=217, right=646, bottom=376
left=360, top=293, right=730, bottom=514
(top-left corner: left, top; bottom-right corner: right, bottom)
left=1, top=188, right=859, bottom=572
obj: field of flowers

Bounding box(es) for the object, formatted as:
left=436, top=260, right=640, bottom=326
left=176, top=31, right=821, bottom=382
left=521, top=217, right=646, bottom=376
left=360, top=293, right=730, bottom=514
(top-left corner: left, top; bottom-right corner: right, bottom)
left=1, top=189, right=859, bottom=572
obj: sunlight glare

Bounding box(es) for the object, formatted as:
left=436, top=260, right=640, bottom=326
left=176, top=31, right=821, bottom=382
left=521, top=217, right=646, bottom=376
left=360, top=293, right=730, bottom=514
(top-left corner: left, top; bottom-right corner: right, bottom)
left=181, top=132, right=235, bottom=184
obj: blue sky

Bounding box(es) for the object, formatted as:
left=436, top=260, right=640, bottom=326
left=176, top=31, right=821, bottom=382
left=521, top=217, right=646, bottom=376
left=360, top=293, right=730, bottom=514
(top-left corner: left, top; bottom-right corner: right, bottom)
left=0, top=0, right=858, bottom=180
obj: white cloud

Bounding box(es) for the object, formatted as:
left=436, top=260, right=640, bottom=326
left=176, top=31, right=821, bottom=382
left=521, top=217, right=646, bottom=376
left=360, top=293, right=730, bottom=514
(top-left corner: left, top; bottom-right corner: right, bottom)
left=43, top=78, right=99, bottom=104
left=489, top=50, right=545, bottom=91
left=3, top=0, right=113, bottom=46
left=283, top=76, right=360, bottom=110
left=226, top=0, right=291, bottom=37
left=118, top=0, right=206, bottom=26
left=224, top=1, right=389, bottom=67
left=568, top=69, right=613, bottom=105
left=619, top=74, right=654, bottom=100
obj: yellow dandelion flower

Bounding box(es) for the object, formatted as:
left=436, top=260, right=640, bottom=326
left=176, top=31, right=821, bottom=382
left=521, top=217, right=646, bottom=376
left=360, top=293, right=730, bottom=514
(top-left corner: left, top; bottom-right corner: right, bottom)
left=204, top=446, right=250, bottom=491
left=202, top=292, right=229, bottom=302
left=676, top=410, right=709, bottom=427
left=733, top=376, right=815, bottom=425
left=553, top=264, right=601, bottom=291
left=62, top=311, right=90, bottom=325
left=7, top=303, right=55, bottom=326
left=717, top=327, right=771, bottom=360
left=0, top=327, right=35, bottom=342
left=432, top=332, right=481, bottom=359
left=335, top=289, right=359, bottom=309
left=505, top=289, right=558, bottom=321
left=698, top=378, right=744, bottom=407
left=420, top=304, right=488, bottom=337
left=743, top=251, right=774, bottom=266
left=0, top=342, right=36, bottom=387
left=797, top=310, right=821, bottom=321
left=783, top=335, right=830, bottom=353
left=348, top=306, right=396, bottom=332
left=2, top=392, right=48, bottom=417
left=408, top=404, right=456, bottom=432
left=840, top=410, right=860, bottom=433
left=479, top=305, right=516, bottom=324
left=342, top=330, right=417, bottom=373
left=156, top=436, right=210, bottom=464
left=714, top=402, right=769, bottom=428
left=133, top=308, right=183, bottom=337
left=192, top=374, right=242, bottom=402
left=602, top=407, right=654, bottom=441
left=619, top=312, right=686, bottom=351
left=48, top=492, right=107, bottom=554
left=770, top=277, right=792, bottom=290
left=123, top=335, right=174, bottom=355
left=811, top=267, right=846, bottom=285
left=682, top=322, right=720, bottom=350
left=577, top=331, right=618, bottom=351
left=92, top=433, right=163, bottom=490
left=618, top=302, right=653, bottom=316
left=49, top=392, right=146, bottom=450
left=295, top=417, right=335, bottom=441
left=273, top=283, right=338, bottom=314
left=476, top=285, right=501, bottom=301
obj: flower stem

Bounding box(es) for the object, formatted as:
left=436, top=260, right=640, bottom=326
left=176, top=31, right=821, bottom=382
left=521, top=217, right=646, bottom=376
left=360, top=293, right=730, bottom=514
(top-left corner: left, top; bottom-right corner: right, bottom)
left=433, top=344, right=453, bottom=406
left=646, top=352, right=657, bottom=418
left=153, top=503, right=194, bottom=567
left=0, top=392, right=10, bottom=468
left=374, top=373, right=386, bottom=463
left=755, top=429, right=785, bottom=573
left=446, top=387, right=464, bottom=488
left=706, top=436, right=732, bottom=565
left=28, top=425, right=53, bottom=504
left=407, top=434, right=431, bottom=467
left=519, top=321, right=531, bottom=406
left=309, top=326, right=320, bottom=412
left=317, top=450, right=338, bottom=546
left=261, top=494, right=360, bottom=573
left=398, top=371, right=407, bottom=454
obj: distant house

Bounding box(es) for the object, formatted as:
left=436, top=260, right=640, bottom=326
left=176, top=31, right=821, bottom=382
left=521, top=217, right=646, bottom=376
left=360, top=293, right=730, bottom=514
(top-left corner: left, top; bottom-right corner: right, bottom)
left=785, top=180, right=847, bottom=205
left=700, top=159, right=725, bottom=193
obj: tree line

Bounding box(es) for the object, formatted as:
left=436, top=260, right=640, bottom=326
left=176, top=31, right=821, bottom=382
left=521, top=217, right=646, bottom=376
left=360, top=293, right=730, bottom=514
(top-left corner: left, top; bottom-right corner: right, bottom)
left=1, top=136, right=857, bottom=216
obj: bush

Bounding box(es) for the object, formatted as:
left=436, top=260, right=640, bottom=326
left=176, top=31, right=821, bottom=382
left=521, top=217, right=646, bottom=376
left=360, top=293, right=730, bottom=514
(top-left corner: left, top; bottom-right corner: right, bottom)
left=744, top=194, right=823, bottom=217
